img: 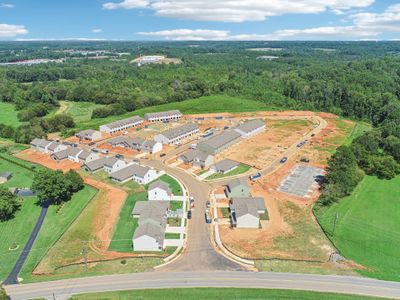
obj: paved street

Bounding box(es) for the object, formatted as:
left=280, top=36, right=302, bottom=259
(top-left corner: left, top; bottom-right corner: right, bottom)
left=6, top=271, right=400, bottom=300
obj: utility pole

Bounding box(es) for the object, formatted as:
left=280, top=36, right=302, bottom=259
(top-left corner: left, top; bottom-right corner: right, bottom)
left=332, top=212, right=339, bottom=238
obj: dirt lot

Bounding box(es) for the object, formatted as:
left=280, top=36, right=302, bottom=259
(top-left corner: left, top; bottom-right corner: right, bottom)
left=16, top=149, right=81, bottom=171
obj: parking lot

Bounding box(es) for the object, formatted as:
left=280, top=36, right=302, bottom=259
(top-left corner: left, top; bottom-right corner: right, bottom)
left=278, top=164, right=325, bottom=198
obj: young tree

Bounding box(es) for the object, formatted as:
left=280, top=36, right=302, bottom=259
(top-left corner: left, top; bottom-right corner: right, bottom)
left=0, top=187, right=19, bottom=221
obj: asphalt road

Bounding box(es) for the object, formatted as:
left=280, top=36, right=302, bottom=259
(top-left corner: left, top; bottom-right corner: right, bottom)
left=4, top=205, right=48, bottom=285
left=5, top=271, right=400, bottom=300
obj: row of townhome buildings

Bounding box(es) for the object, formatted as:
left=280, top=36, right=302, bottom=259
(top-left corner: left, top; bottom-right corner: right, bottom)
left=144, top=110, right=182, bottom=122
left=107, top=136, right=162, bottom=154
left=154, top=123, right=199, bottom=144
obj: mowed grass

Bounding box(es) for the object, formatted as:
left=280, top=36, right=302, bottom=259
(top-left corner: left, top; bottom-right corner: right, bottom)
left=70, top=288, right=385, bottom=300
left=205, top=163, right=251, bottom=180
left=108, top=192, right=146, bottom=252
left=0, top=154, right=35, bottom=188
left=19, top=185, right=98, bottom=282
left=158, top=174, right=182, bottom=196
left=76, top=95, right=281, bottom=131
left=61, top=101, right=105, bottom=123
left=0, top=102, right=20, bottom=128
left=315, top=175, right=400, bottom=281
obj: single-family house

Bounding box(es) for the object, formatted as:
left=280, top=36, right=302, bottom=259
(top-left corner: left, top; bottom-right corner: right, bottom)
left=148, top=180, right=172, bottom=201
left=51, top=148, right=70, bottom=161
left=141, top=140, right=163, bottom=154
left=110, top=164, right=158, bottom=184
left=226, top=178, right=251, bottom=198
left=132, top=201, right=169, bottom=251
left=234, top=119, right=266, bottom=138
left=30, top=138, right=52, bottom=153
left=230, top=197, right=266, bottom=228
left=144, top=110, right=182, bottom=122
left=103, top=157, right=127, bottom=174
left=178, top=149, right=214, bottom=168
left=47, top=142, right=68, bottom=154
left=211, top=159, right=240, bottom=174
left=0, top=172, right=12, bottom=184
left=76, top=129, right=102, bottom=141
left=77, top=150, right=100, bottom=164
left=83, top=157, right=110, bottom=173
left=154, top=123, right=199, bottom=144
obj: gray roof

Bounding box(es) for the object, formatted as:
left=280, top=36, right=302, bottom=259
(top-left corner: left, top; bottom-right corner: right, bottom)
left=78, top=150, right=91, bottom=160
left=199, top=130, right=241, bottom=151
left=110, top=164, right=152, bottom=181
left=47, top=141, right=62, bottom=151
left=144, top=110, right=182, bottom=119
left=180, top=149, right=211, bottom=163
left=230, top=197, right=266, bottom=218
left=235, top=119, right=265, bottom=134
left=158, top=123, right=198, bottom=141
left=30, top=138, right=51, bottom=148
left=213, top=159, right=240, bottom=172
left=107, top=136, right=130, bottom=146
left=76, top=129, right=97, bottom=138
left=227, top=178, right=249, bottom=191
left=83, top=157, right=110, bottom=172
left=0, top=172, right=12, bottom=179
left=148, top=180, right=172, bottom=195
left=68, top=147, right=82, bottom=157
left=51, top=148, right=70, bottom=160
left=133, top=222, right=165, bottom=244
left=141, top=140, right=157, bottom=151
left=103, top=115, right=143, bottom=130
left=104, top=157, right=122, bottom=167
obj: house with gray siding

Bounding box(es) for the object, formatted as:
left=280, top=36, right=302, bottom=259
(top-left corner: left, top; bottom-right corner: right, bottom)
left=76, top=129, right=102, bottom=141
left=211, top=159, right=240, bottom=174
left=230, top=197, right=266, bottom=228
left=226, top=178, right=251, bottom=198
left=178, top=149, right=214, bottom=168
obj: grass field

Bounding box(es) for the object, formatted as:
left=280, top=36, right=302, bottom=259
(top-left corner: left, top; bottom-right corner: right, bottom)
left=108, top=192, right=146, bottom=252
left=19, top=185, right=98, bottom=282
left=76, top=95, right=281, bottom=131
left=158, top=174, right=182, bottom=196
left=315, top=175, right=400, bottom=281
left=0, top=102, right=20, bottom=128
left=70, top=288, right=385, bottom=300
left=59, top=101, right=105, bottom=123
left=205, top=163, right=251, bottom=180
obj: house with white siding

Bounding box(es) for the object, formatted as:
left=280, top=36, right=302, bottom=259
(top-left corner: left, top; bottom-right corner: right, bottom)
left=234, top=119, right=266, bottom=138
left=103, top=157, right=127, bottom=174
left=148, top=180, right=172, bottom=201
left=178, top=149, right=214, bottom=168
left=110, top=164, right=159, bottom=184
left=47, top=142, right=68, bottom=154
left=30, top=138, right=53, bottom=153
left=76, top=129, right=102, bottom=141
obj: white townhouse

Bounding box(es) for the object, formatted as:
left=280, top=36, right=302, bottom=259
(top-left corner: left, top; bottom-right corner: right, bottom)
left=110, top=164, right=159, bottom=184
left=144, top=110, right=182, bottom=122
left=103, top=157, right=127, bottom=174
left=47, top=142, right=68, bottom=154
left=154, top=123, right=199, bottom=145
left=99, top=116, right=143, bottom=134
left=76, top=129, right=102, bottom=141
left=30, top=138, right=53, bottom=153
left=234, top=119, right=266, bottom=138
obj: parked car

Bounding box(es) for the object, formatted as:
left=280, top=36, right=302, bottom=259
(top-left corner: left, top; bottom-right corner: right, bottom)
left=190, top=144, right=197, bottom=149
left=300, top=157, right=310, bottom=163
left=160, top=153, right=166, bottom=157
left=88, top=142, right=95, bottom=146
left=101, top=149, right=109, bottom=154
left=206, top=201, right=211, bottom=208
left=280, top=157, right=288, bottom=163
left=116, top=154, right=124, bottom=159
left=249, top=172, right=262, bottom=181
left=123, top=131, right=128, bottom=135
left=92, top=148, right=99, bottom=153
left=205, top=210, right=212, bottom=224
left=187, top=210, right=192, bottom=219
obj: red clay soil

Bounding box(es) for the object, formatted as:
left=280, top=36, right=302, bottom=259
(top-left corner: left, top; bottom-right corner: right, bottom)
left=16, top=149, right=81, bottom=171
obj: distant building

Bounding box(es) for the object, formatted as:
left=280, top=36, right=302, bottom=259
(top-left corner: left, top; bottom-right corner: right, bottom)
left=144, top=110, right=182, bottom=123
left=226, top=179, right=250, bottom=198
left=197, top=130, right=241, bottom=155
left=230, top=197, right=266, bottom=228
left=107, top=136, right=162, bottom=154
left=132, top=201, right=170, bottom=251
left=30, top=138, right=53, bottom=153
left=76, top=129, right=102, bottom=141
left=99, top=116, right=143, bottom=134
left=148, top=180, right=172, bottom=201
left=154, top=123, right=199, bottom=144
left=0, top=172, right=12, bottom=184
left=211, top=159, right=240, bottom=174
left=178, top=149, right=214, bottom=168
left=234, top=119, right=266, bottom=138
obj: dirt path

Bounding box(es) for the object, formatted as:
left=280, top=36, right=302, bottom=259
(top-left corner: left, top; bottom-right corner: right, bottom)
left=56, top=101, right=70, bottom=115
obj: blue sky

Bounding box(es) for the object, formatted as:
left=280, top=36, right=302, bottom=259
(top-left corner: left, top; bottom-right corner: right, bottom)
left=1, top=0, right=400, bottom=40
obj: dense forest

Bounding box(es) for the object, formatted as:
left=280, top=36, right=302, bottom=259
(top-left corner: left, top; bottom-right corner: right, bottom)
left=0, top=41, right=399, bottom=200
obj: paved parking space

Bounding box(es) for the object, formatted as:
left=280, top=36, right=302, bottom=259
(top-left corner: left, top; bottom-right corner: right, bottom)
left=278, top=165, right=325, bottom=198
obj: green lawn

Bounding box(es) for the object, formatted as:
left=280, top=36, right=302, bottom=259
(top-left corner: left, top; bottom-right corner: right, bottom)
left=315, top=175, right=400, bottom=281
left=61, top=101, right=105, bottom=123
left=157, top=174, right=183, bottom=196
left=165, top=233, right=180, bottom=239
left=20, top=185, right=98, bottom=282
left=108, top=192, right=146, bottom=252
left=75, top=95, right=281, bottom=131
left=0, top=102, right=20, bottom=128
left=0, top=155, right=36, bottom=188
left=170, top=200, right=183, bottom=211
left=70, top=288, right=385, bottom=300
left=343, top=121, right=372, bottom=145
left=205, top=163, right=251, bottom=180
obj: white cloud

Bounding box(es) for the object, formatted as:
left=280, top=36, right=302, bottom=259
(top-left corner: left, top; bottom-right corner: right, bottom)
left=103, top=0, right=149, bottom=10
left=0, top=3, right=14, bottom=8
left=0, top=24, right=28, bottom=37
left=92, top=28, right=103, bottom=33
left=138, top=29, right=229, bottom=40
left=103, top=0, right=374, bottom=22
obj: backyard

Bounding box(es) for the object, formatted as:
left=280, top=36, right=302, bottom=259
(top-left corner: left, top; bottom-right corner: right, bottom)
left=206, top=163, right=251, bottom=180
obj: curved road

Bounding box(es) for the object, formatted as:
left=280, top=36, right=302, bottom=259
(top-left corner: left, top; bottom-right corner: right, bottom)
left=5, top=271, right=400, bottom=299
